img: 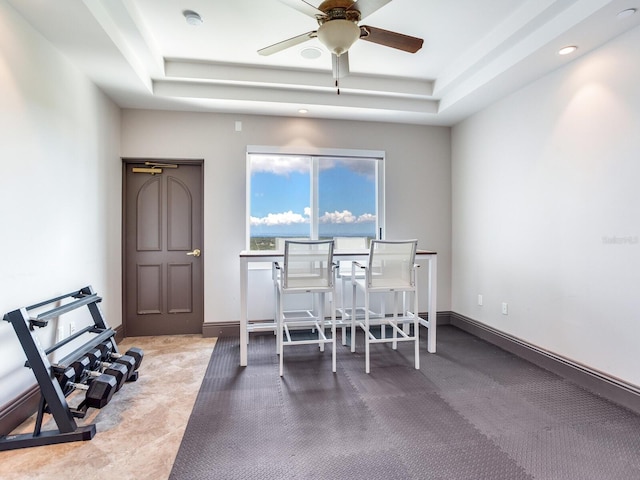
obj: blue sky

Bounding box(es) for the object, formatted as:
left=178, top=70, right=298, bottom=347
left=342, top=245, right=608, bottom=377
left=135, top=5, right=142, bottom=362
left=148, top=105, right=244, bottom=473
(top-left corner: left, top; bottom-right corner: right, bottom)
left=250, top=156, right=377, bottom=237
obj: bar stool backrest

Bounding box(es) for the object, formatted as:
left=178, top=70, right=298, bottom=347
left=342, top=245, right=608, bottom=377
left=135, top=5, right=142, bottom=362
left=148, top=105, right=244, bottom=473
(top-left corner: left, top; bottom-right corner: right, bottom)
left=367, top=240, right=418, bottom=289
left=283, top=240, right=335, bottom=290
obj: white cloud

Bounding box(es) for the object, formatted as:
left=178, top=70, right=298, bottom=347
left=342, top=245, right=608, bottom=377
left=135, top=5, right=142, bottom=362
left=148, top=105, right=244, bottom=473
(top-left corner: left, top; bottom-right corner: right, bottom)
left=250, top=210, right=309, bottom=226
left=251, top=155, right=376, bottom=181
left=356, top=213, right=376, bottom=223
left=320, top=210, right=356, bottom=224
left=251, top=156, right=308, bottom=175
left=252, top=208, right=376, bottom=226
left=319, top=210, right=376, bottom=224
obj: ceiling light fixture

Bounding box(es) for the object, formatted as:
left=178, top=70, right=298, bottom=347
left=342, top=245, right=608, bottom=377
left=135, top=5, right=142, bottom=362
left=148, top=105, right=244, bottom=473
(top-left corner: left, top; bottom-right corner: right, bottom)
left=183, top=10, right=203, bottom=26
left=558, top=45, right=578, bottom=55
left=617, top=8, right=637, bottom=19
left=316, top=19, right=360, bottom=56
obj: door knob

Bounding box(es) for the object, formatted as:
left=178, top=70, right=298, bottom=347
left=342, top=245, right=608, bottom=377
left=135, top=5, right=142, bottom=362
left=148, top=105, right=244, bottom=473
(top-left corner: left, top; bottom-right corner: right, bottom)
left=186, top=248, right=201, bottom=257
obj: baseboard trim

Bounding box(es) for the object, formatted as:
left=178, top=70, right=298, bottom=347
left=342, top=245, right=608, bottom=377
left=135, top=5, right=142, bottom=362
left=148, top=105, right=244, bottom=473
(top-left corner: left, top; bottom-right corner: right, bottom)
left=450, top=312, right=640, bottom=415
left=114, top=324, right=124, bottom=343
left=434, top=311, right=452, bottom=326
left=202, top=322, right=239, bottom=338
left=0, top=385, right=40, bottom=436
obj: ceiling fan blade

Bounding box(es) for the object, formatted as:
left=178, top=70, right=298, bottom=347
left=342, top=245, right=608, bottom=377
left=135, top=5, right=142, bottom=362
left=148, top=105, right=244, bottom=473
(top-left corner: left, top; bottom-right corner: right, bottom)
left=278, top=0, right=324, bottom=18
left=348, top=0, right=392, bottom=20
left=258, top=31, right=317, bottom=56
left=360, top=25, right=423, bottom=53
left=332, top=52, right=350, bottom=79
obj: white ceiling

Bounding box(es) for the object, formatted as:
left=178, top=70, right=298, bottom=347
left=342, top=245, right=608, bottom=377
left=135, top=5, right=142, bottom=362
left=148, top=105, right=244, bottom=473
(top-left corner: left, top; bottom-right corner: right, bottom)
left=8, top=0, right=640, bottom=126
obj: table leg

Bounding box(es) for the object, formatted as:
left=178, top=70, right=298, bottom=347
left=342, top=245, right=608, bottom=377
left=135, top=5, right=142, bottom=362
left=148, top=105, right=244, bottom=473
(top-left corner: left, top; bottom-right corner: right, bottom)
left=427, top=255, right=437, bottom=353
left=240, top=257, right=248, bottom=366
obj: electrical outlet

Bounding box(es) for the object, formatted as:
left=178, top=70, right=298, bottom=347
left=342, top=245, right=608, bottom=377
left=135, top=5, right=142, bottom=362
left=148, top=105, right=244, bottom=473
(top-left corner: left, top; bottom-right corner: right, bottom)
left=501, top=302, right=508, bottom=315
left=69, top=322, right=76, bottom=335
left=56, top=325, right=65, bottom=342
left=477, top=294, right=483, bottom=306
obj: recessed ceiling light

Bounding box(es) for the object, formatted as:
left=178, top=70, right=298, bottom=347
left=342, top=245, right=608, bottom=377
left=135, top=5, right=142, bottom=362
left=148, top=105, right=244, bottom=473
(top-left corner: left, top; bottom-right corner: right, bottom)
left=298, top=109, right=308, bottom=114
left=300, top=47, right=322, bottom=60
left=183, top=10, right=203, bottom=26
left=617, top=8, right=637, bottom=20
left=558, top=45, right=578, bottom=55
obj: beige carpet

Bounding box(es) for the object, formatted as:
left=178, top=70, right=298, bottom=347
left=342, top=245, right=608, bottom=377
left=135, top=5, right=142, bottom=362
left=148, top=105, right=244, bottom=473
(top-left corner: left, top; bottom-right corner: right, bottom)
left=0, top=334, right=217, bottom=480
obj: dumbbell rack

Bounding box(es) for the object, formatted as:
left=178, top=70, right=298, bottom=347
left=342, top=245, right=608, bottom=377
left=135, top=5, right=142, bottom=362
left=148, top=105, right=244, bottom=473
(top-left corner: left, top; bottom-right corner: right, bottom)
left=1, top=285, right=120, bottom=451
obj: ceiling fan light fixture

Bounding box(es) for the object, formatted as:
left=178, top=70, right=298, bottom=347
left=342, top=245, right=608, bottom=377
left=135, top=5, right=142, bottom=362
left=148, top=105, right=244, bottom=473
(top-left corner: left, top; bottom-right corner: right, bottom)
left=317, top=19, right=360, bottom=56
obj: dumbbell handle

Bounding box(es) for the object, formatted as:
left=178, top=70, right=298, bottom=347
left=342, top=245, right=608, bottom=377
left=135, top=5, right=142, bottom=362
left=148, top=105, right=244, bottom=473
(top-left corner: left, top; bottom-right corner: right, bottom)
left=69, top=382, right=90, bottom=391
left=98, top=360, right=130, bottom=372
left=98, top=344, right=143, bottom=371
left=74, top=366, right=109, bottom=380
left=99, top=360, right=123, bottom=367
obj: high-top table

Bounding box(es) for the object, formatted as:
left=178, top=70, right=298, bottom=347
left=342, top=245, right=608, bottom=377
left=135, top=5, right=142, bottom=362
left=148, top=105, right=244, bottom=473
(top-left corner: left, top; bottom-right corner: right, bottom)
left=239, top=249, right=437, bottom=366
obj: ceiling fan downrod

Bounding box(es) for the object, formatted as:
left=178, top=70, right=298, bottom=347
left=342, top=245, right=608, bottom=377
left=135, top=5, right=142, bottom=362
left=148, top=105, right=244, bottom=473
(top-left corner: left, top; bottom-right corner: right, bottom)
left=335, top=57, right=340, bottom=94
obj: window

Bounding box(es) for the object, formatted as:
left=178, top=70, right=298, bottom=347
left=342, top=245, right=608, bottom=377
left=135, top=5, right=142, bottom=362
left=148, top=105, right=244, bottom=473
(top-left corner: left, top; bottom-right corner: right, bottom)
left=247, top=147, right=384, bottom=250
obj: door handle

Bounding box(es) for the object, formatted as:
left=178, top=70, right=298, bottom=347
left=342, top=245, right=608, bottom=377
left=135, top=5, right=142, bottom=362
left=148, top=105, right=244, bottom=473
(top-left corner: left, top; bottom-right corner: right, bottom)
left=186, top=248, right=201, bottom=257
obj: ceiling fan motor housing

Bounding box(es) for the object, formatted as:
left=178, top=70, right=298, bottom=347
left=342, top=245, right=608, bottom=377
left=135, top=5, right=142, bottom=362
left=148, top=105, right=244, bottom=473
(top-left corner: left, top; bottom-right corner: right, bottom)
left=317, top=19, right=361, bottom=56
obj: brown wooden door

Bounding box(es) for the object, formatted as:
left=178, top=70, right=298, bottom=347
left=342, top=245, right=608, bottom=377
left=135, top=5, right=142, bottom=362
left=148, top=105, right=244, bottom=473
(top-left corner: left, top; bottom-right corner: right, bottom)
left=123, top=160, right=204, bottom=336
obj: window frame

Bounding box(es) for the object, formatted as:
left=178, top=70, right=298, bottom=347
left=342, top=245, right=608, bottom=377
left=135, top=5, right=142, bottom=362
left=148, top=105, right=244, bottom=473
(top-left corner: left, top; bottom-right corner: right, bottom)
left=246, top=145, right=386, bottom=250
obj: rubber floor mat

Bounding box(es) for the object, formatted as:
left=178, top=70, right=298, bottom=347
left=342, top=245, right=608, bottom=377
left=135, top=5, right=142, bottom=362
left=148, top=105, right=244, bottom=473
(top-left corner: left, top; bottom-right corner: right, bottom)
left=170, top=326, right=640, bottom=480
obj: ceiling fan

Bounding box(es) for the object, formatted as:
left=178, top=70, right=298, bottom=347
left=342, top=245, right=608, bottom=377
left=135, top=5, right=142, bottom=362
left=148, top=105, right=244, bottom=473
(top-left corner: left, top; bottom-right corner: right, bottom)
left=258, top=0, right=424, bottom=82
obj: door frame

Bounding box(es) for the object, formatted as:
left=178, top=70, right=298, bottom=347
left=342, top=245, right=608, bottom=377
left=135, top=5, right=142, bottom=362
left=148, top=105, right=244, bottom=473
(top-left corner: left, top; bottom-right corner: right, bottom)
left=121, top=158, right=205, bottom=338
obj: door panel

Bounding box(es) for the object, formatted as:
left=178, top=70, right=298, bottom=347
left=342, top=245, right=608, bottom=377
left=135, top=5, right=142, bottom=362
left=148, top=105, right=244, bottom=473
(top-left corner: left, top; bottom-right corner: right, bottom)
left=124, top=161, right=203, bottom=336
left=167, top=177, right=192, bottom=250
left=137, top=178, right=162, bottom=251
left=137, top=264, right=163, bottom=315
left=168, top=263, right=193, bottom=313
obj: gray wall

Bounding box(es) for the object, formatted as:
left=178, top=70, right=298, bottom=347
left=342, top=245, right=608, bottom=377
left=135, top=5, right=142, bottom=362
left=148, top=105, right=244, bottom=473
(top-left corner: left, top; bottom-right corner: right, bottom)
left=120, top=111, right=453, bottom=322
left=451, top=25, right=640, bottom=387
left=0, top=2, right=122, bottom=406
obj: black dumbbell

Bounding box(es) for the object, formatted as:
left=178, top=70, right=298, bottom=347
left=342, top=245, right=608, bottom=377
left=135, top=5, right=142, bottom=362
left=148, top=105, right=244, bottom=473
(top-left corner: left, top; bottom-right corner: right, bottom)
left=90, top=348, right=137, bottom=381
left=70, top=351, right=130, bottom=391
left=56, top=367, right=118, bottom=409
left=97, top=342, right=144, bottom=371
